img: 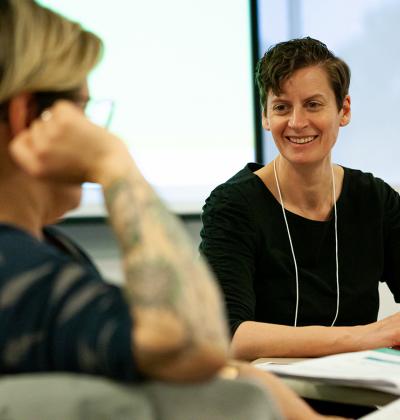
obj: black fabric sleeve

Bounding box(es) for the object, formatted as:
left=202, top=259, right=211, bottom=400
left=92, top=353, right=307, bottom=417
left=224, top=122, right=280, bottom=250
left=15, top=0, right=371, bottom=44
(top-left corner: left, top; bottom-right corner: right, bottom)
left=200, top=184, right=258, bottom=336
left=381, top=179, right=400, bottom=302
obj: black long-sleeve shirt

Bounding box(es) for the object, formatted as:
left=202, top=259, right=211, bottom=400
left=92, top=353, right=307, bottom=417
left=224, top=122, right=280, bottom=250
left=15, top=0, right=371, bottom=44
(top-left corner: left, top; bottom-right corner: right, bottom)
left=200, top=164, right=400, bottom=335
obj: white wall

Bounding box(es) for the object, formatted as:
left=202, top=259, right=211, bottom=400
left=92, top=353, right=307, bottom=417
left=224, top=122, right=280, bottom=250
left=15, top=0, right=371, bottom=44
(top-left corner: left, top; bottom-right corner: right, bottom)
left=379, top=284, right=400, bottom=319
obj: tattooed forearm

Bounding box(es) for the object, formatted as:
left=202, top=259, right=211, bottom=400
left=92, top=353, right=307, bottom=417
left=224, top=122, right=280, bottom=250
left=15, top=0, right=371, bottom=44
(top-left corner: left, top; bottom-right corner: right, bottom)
left=104, top=177, right=147, bottom=250
left=104, top=170, right=229, bottom=355
left=125, top=258, right=182, bottom=307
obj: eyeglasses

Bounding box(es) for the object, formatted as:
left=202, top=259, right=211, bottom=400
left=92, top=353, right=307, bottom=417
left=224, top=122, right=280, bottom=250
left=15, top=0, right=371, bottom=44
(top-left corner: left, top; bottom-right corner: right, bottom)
left=83, top=98, right=114, bottom=128
left=34, top=90, right=115, bottom=128
left=0, top=91, right=115, bottom=128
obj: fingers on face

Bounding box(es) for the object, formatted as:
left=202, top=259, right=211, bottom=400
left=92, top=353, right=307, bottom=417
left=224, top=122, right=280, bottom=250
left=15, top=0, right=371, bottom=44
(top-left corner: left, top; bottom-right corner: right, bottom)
left=9, top=130, right=43, bottom=176
left=10, top=108, right=60, bottom=177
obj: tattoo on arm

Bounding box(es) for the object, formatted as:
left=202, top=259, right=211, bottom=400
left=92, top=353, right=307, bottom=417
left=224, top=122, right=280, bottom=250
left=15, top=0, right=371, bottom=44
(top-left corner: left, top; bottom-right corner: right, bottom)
left=104, top=173, right=229, bottom=355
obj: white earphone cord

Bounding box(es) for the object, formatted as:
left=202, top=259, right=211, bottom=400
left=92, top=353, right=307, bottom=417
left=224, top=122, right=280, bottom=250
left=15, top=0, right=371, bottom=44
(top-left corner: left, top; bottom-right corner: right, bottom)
left=273, top=159, right=339, bottom=327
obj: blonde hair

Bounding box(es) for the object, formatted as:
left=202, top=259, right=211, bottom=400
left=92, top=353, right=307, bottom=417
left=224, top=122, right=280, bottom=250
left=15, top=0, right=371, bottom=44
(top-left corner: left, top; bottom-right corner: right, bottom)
left=0, top=0, right=102, bottom=103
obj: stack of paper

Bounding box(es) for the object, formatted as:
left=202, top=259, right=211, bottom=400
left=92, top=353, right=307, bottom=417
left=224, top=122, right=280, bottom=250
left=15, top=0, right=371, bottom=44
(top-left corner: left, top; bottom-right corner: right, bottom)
left=256, top=348, right=400, bottom=395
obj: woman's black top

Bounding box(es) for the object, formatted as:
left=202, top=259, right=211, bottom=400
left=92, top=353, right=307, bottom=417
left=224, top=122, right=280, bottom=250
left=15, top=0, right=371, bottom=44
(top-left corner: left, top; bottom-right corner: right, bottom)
left=200, top=164, right=400, bottom=335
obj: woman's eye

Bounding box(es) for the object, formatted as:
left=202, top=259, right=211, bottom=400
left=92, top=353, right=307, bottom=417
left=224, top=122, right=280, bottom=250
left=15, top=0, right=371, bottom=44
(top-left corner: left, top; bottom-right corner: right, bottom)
left=273, top=104, right=287, bottom=113
left=307, top=101, right=321, bottom=110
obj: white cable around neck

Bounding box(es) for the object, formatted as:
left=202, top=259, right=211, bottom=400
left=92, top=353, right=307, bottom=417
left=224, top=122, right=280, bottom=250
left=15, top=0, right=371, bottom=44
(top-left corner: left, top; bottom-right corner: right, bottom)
left=273, top=158, right=339, bottom=327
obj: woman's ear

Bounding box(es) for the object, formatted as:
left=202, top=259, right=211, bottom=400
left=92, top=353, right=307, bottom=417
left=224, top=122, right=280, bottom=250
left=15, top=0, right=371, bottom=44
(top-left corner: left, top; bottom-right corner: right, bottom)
left=261, top=111, right=270, bottom=131
left=340, top=95, right=351, bottom=127
left=8, top=93, right=34, bottom=137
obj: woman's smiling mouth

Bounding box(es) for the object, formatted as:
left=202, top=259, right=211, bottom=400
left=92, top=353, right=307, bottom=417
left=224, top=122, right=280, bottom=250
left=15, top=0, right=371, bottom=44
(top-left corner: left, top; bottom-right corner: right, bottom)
left=286, top=135, right=318, bottom=144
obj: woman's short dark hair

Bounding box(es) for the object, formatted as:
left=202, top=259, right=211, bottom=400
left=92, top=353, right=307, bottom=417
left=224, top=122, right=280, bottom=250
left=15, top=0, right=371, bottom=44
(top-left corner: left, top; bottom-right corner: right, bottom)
left=255, top=37, right=350, bottom=113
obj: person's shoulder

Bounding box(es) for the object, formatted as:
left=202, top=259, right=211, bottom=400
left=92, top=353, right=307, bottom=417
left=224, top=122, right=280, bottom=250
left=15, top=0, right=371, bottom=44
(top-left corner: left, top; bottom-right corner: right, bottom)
left=0, top=224, right=52, bottom=267
left=224, top=163, right=263, bottom=185
left=43, top=224, right=100, bottom=270
left=344, top=166, right=381, bottom=182
left=0, top=223, right=100, bottom=283
left=342, top=166, right=400, bottom=213
left=0, top=225, right=70, bottom=304
left=203, top=163, right=263, bottom=207
left=0, top=223, right=121, bottom=315
left=343, top=166, right=393, bottom=193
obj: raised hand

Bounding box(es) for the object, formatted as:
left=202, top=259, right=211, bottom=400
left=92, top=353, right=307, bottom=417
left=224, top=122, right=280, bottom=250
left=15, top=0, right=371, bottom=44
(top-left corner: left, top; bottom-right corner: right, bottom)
left=9, top=100, right=130, bottom=185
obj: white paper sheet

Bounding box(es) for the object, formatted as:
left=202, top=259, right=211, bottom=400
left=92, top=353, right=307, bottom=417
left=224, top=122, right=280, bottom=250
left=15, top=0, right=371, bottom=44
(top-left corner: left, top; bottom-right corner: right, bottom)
left=256, top=348, right=400, bottom=395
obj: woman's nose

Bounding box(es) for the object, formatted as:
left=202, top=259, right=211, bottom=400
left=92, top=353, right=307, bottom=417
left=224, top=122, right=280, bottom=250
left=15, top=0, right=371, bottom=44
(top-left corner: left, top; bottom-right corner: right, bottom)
left=288, top=108, right=308, bottom=130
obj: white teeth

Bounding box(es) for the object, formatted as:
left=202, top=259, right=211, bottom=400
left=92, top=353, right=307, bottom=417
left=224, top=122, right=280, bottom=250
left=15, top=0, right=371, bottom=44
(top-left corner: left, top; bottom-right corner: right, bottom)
left=288, top=136, right=315, bottom=144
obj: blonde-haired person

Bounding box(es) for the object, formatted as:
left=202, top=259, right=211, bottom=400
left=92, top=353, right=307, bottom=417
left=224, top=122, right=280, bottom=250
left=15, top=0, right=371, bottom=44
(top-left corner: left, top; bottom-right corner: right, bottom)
left=0, top=0, right=101, bottom=99
left=0, top=1, right=346, bottom=419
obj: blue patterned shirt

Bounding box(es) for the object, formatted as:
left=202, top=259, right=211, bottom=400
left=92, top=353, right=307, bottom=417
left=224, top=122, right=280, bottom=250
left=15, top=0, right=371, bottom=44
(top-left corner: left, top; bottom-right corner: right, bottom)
left=0, top=224, right=140, bottom=382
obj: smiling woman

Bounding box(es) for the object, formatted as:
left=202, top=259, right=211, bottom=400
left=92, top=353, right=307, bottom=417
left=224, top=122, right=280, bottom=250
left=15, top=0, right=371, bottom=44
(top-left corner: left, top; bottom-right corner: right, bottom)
left=262, top=65, right=350, bottom=168
left=200, top=37, right=400, bottom=364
